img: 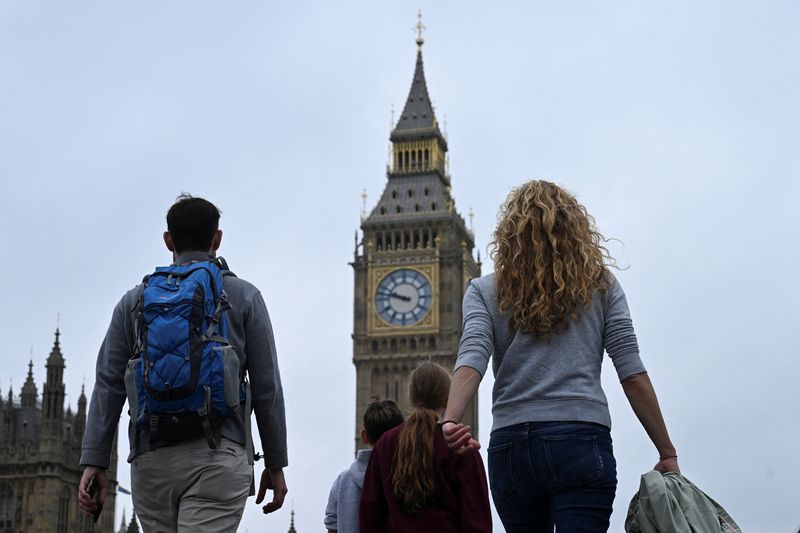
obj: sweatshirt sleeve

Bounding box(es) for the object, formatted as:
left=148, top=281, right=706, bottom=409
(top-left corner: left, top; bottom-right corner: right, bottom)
left=245, top=290, right=288, bottom=469
left=454, top=281, right=494, bottom=377
left=324, top=474, right=340, bottom=530
left=80, top=291, right=136, bottom=468
left=456, top=450, right=493, bottom=533
left=359, top=449, right=388, bottom=533
left=603, top=277, right=647, bottom=381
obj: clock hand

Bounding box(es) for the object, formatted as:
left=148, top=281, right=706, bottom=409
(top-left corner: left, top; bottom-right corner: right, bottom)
left=378, top=290, right=412, bottom=302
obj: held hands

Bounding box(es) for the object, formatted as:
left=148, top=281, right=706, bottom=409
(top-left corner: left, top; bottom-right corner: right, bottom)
left=442, top=421, right=481, bottom=454
left=77, top=466, right=108, bottom=518
left=256, top=468, right=288, bottom=514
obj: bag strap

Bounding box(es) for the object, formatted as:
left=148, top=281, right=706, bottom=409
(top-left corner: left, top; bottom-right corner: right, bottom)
left=244, top=379, right=254, bottom=465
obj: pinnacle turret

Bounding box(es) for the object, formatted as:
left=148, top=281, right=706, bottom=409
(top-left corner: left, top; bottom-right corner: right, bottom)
left=42, top=327, right=66, bottom=427
left=48, top=328, right=64, bottom=365
left=118, top=510, right=127, bottom=533
left=20, top=360, right=38, bottom=408
left=127, top=511, right=140, bottom=533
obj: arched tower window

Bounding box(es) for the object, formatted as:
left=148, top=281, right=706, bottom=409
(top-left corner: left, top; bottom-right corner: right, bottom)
left=56, top=488, right=70, bottom=533
left=0, top=483, right=13, bottom=530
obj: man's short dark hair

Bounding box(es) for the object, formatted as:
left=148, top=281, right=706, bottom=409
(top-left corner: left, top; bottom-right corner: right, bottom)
left=363, top=398, right=404, bottom=444
left=166, top=194, right=221, bottom=253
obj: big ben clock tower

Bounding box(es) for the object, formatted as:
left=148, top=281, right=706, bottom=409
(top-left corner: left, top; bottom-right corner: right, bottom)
left=351, top=19, right=481, bottom=449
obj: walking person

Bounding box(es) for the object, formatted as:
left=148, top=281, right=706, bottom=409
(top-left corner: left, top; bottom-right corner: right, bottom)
left=359, top=362, right=492, bottom=533
left=442, top=180, right=679, bottom=532
left=77, top=194, right=288, bottom=532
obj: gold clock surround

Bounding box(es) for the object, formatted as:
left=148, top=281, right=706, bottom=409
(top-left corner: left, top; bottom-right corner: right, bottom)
left=368, top=263, right=439, bottom=335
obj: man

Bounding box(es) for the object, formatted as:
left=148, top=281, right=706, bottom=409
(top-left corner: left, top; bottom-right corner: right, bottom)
left=78, top=194, right=288, bottom=532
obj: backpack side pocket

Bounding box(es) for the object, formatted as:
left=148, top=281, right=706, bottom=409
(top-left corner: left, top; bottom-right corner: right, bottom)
left=125, top=357, right=142, bottom=424
left=219, top=345, right=241, bottom=411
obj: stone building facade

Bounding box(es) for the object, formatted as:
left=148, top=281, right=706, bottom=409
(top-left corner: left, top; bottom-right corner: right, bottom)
left=351, top=28, right=481, bottom=449
left=0, top=329, right=118, bottom=532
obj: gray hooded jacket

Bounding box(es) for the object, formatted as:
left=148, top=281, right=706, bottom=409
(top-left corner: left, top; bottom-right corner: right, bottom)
left=324, top=449, right=372, bottom=532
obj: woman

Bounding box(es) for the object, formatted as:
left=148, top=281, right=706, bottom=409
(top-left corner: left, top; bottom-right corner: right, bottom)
left=442, top=180, right=679, bottom=532
left=360, top=362, right=492, bottom=533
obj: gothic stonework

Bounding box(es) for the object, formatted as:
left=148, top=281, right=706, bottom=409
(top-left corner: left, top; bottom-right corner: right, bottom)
left=0, top=329, right=118, bottom=533
left=351, top=31, right=481, bottom=449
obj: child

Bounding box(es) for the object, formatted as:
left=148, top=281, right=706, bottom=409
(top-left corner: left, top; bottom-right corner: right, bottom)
left=359, top=362, right=492, bottom=533
left=325, top=399, right=404, bottom=533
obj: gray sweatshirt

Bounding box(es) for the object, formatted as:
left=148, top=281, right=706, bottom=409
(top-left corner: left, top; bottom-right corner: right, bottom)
left=455, top=272, right=646, bottom=432
left=324, top=449, right=372, bottom=533
left=80, top=253, right=288, bottom=470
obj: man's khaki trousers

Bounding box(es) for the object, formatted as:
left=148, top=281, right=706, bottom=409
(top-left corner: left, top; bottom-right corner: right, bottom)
left=131, top=437, right=252, bottom=533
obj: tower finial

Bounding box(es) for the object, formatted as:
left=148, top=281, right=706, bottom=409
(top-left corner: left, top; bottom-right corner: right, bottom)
left=415, top=10, right=426, bottom=51
left=360, top=188, right=368, bottom=222
left=468, top=207, right=475, bottom=233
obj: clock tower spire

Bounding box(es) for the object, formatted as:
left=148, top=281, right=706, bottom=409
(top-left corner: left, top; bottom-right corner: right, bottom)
left=351, top=20, right=480, bottom=449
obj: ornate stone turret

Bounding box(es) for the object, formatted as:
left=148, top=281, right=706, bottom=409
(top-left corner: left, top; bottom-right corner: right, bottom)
left=117, top=510, right=127, bottom=533
left=287, top=509, right=297, bottom=533
left=20, top=360, right=38, bottom=409
left=41, top=328, right=66, bottom=452
left=42, top=329, right=65, bottom=419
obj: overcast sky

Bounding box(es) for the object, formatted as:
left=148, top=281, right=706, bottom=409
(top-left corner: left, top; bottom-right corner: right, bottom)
left=2, top=1, right=799, bottom=531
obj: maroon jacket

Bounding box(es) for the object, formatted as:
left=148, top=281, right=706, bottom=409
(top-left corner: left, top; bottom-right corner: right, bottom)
left=359, top=423, right=492, bottom=533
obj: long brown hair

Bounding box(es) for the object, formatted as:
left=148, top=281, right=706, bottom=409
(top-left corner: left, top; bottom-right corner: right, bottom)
left=392, top=362, right=451, bottom=514
left=490, top=180, right=613, bottom=338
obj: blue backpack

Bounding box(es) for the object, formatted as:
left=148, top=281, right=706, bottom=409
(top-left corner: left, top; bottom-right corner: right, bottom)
left=124, top=257, right=242, bottom=450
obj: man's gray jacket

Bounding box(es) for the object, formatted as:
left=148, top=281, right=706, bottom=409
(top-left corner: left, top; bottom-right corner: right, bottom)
left=625, top=471, right=740, bottom=533
left=79, top=253, right=288, bottom=470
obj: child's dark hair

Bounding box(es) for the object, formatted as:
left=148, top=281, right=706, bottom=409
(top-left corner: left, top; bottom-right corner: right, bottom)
left=392, top=362, right=451, bottom=513
left=363, top=398, right=404, bottom=444
left=166, top=193, right=221, bottom=253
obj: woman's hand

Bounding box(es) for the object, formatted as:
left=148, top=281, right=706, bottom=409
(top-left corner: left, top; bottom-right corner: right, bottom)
left=654, top=456, right=680, bottom=473
left=442, top=421, right=480, bottom=454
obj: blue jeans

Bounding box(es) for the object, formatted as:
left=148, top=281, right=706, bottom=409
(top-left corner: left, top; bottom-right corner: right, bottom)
left=487, top=422, right=617, bottom=533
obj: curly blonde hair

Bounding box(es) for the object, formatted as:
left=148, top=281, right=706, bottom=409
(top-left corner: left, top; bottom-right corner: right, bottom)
left=490, top=180, right=613, bottom=338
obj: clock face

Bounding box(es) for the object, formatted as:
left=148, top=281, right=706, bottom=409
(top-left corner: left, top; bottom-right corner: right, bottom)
left=375, top=268, right=433, bottom=326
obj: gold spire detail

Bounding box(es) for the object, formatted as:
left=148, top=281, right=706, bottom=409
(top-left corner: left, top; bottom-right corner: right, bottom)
left=415, top=10, right=426, bottom=51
